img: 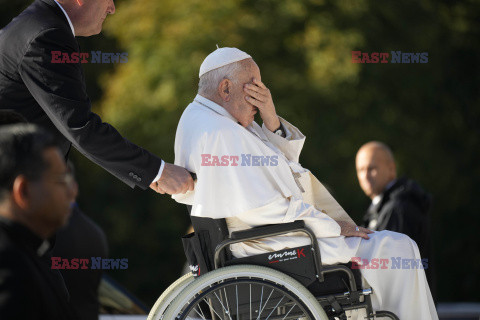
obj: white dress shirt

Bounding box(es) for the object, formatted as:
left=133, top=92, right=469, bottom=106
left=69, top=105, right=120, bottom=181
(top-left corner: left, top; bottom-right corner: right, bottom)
left=54, top=1, right=75, bottom=36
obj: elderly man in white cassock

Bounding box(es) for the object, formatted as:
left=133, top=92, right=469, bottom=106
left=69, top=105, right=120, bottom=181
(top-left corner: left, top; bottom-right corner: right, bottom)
left=173, top=47, right=438, bottom=320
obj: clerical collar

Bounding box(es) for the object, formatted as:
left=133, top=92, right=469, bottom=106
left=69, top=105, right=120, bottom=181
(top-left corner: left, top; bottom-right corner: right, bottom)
left=194, top=94, right=239, bottom=124
left=54, top=0, right=75, bottom=36
left=0, top=216, right=51, bottom=257
left=372, top=195, right=382, bottom=206
left=371, top=179, right=397, bottom=206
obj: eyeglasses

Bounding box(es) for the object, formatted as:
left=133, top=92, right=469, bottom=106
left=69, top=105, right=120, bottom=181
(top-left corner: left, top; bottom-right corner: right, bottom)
left=46, top=173, right=75, bottom=186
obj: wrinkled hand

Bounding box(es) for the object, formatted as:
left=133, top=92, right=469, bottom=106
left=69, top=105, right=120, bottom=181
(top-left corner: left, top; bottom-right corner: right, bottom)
left=150, top=163, right=194, bottom=195
left=244, top=78, right=280, bottom=132
left=337, top=221, right=373, bottom=240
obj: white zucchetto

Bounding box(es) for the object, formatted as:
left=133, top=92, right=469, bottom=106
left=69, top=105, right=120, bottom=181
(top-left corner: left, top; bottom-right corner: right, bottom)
left=199, top=47, right=252, bottom=78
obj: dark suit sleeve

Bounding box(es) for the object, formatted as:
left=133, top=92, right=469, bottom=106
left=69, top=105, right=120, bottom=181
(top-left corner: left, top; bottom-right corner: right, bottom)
left=384, top=200, right=426, bottom=249
left=18, top=27, right=162, bottom=189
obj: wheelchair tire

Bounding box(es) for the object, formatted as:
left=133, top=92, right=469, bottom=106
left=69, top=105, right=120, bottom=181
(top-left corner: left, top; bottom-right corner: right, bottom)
left=163, top=264, right=329, bottom=320
left=147, top=272, right=194, bottom=320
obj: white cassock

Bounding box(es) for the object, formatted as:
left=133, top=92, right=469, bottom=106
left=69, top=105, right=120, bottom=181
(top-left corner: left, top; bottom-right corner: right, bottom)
left=173, top=94, right=438, bottom=320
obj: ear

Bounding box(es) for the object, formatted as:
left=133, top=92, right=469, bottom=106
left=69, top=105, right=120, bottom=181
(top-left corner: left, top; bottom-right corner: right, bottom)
left=389, top=161, right=397, bottom=179
left=218, top=79, right=232, bottom=102
left=71, top=180, right=79, bottom=200
left=11, top=176, right=31, bottom=211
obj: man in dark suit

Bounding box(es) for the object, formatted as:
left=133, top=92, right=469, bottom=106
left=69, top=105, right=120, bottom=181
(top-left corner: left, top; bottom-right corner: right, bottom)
left=355, top=141, right=435, bottom=297
left=355, top=141, right=431, bottom=255
left=0, top=124, right=76, bottom=319
left=0, top=0, right=193, bottom=195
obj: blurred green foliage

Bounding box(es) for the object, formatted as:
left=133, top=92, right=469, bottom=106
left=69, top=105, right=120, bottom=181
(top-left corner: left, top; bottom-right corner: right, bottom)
left=2, top=0, right=479, bottom=306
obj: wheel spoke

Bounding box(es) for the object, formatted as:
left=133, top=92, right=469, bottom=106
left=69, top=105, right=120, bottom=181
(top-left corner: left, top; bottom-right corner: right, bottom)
left=250, top=283, right=252, bottom=320
left=235, top=284, right=239, bottom=318
left=265, top=296, right=284, bottom=320
left=202, top=296, right=225, bottom=320
left=223, top=287, right=231, bottom=317
left=191, top=306, right=207, bottom=320
left=257, top=288, right=274, bottom=320
left=282, top=303, right=297, bottom=320
left=257, top=286, right=264, bottom=320
left=214, top=291, right=233, bottom=320
left=193, top=298, right=208, bottom=320
left=175, top=277, right=317, bottom=320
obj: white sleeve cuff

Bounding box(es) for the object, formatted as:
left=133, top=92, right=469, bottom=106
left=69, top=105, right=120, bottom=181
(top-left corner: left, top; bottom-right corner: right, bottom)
left=152, top=160, right=165, bottom=183
left=261, top=117, right=306, bottom=163
left=283, top=124, right=292, bottom=140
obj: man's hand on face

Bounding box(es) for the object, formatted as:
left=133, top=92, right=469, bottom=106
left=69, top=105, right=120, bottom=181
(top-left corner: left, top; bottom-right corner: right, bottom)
left=244, top=78, right=281, bottom=132
left=337, top=221, right=373, bottom=240
left=149, top=163, right=194, bottom=195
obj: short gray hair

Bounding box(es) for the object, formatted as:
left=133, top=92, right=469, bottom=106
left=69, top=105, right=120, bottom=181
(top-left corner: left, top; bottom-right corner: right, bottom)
left=197, top=59, right=250, bottom=97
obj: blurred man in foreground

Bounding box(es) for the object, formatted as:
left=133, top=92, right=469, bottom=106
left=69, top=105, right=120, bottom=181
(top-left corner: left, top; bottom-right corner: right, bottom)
left=172, top=47, right=438, bottom=319
left=0, top=124, right=75, bottom=319
left=0, top=110, right=107, bottom=318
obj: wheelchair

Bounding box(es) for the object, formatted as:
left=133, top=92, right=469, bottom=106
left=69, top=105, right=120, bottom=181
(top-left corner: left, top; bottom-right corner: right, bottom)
left=148, top=212, right=400, bottom=320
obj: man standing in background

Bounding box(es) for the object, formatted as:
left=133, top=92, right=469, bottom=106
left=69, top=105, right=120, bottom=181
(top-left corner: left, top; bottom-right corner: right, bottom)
left=355, top=141, right=435, bottom=296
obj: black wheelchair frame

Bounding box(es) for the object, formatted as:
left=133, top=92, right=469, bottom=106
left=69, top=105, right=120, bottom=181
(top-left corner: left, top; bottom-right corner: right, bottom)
left=182, top=214, right=400, bottom=320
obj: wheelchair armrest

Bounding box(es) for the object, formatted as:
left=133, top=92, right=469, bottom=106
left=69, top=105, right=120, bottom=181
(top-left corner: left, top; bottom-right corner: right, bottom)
left=214, top=220, right=324, bottom=280
left=230, top=220, right=306, bottom=240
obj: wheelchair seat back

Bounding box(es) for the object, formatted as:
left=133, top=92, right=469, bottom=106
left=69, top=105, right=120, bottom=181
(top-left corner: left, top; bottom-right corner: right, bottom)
left=182, top=214, right=231, bottom=276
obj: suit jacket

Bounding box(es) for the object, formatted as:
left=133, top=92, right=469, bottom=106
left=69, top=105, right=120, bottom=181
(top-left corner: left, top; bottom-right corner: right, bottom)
left=362, top=177, right=436, bottom=299
left=362, top=177, right=431, bottom=259
left=0, top=217, right=76, bottom=319
left=0, top=0, right=161, bottom=189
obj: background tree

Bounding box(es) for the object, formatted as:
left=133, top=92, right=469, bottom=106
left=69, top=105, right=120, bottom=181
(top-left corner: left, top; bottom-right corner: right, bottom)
left=1, top=0, right=478, bottom=306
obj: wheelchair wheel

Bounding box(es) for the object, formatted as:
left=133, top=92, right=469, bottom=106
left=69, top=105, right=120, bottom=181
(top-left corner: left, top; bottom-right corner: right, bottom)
left=147, top=272, right=194, bottom=320
left=164, top=265, right=329, bottom=320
